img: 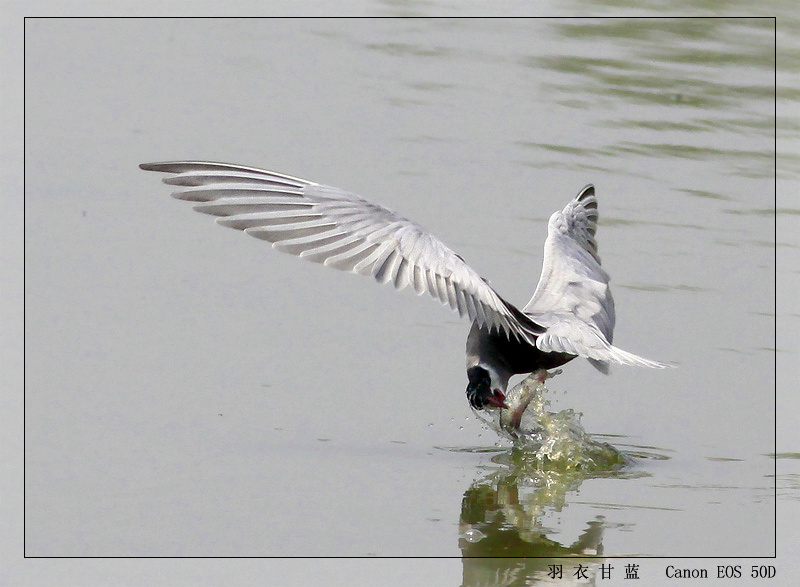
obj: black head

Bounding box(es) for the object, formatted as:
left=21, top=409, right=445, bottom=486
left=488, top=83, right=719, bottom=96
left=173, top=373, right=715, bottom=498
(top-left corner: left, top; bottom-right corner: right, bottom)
left=466, top=366, right=507, bottom=410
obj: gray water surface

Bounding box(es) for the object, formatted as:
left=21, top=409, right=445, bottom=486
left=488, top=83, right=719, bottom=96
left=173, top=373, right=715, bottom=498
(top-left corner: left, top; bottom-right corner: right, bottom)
left=24, top=16, right=782, bottom=561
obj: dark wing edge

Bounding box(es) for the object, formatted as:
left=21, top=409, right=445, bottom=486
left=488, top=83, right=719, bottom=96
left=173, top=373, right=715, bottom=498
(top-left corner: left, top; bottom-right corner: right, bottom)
left=524, top=184, right=670, bottom=371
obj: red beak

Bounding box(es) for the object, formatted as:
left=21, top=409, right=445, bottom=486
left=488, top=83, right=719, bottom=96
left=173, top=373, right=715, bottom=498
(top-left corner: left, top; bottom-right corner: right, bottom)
left=487, top=389, right=508, bottom=409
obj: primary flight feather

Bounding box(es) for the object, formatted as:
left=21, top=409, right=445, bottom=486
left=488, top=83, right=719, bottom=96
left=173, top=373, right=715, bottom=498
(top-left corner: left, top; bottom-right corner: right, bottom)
left=141, top=161, right=668, bottom=411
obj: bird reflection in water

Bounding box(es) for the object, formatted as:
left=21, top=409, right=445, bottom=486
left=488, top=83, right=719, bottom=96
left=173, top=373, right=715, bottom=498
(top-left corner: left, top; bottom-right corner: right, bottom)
left=457, top=374, right=652, bottom=585
left=458, top=446, right=627, bottom=586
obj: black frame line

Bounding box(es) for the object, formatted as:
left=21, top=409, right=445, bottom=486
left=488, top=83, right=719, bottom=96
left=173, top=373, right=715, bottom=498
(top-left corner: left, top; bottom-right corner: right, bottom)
left=21, top=14, right=779, bottom=561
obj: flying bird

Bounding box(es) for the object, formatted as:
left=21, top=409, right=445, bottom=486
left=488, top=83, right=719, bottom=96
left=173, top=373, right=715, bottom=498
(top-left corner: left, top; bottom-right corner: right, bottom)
left=140, top=161, right=668, bottom=411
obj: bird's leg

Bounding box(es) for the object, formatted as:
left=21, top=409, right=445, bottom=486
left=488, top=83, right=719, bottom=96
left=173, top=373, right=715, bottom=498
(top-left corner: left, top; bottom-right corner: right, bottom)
left=533, top=368, right=562, bottom=385
left=503, top=378, right=537, bottom=432
left=506, top=399, right=530, bottom=432
left=503, top=369, right=565, bottom=432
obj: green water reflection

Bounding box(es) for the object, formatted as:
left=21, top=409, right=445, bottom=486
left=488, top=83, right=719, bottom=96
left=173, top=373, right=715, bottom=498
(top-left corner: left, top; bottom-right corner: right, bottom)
left=455, top=440, right=669, bottom=586
left=458, top=442, right=665, bottom=559
left=520, top=17, right=778, bottom=180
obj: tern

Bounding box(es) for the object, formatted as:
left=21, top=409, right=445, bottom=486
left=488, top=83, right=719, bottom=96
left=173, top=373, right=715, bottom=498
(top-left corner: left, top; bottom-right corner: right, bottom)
left=141, top=161, right=668, bottom=411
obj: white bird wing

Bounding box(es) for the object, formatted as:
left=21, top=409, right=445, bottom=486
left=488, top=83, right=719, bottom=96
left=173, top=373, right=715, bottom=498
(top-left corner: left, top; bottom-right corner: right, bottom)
left=523, top=185, right=668, bottom=371
left=141, top=161, right=544, bottom=345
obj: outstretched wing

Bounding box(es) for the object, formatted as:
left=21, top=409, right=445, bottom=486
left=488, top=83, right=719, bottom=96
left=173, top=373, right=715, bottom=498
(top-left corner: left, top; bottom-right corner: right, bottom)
left=141, top=161, right=544, bottom=344
left=524, top=185, right=667, bottom=371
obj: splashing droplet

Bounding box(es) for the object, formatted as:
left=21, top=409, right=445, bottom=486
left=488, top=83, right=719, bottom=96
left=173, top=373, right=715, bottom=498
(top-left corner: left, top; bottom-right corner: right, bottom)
left=474, top=373, right=629, bottom=471
left=461, top=528, right=486, bottom=543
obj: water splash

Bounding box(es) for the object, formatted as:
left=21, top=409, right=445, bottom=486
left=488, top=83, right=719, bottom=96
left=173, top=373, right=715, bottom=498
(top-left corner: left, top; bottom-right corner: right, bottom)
left=473, top=373, right=629, bottom=472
